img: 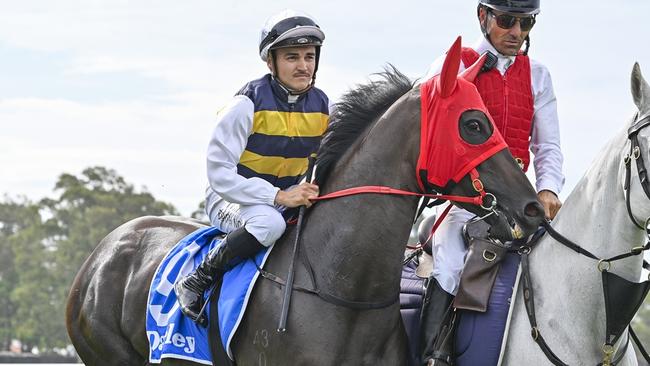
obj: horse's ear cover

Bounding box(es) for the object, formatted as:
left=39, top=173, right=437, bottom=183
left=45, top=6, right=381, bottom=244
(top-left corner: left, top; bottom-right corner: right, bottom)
left=436, top=36, right=462, bottom=98
left=460, top=53, right=489, bottom=83
left=417, top=36, right=508, bottom=190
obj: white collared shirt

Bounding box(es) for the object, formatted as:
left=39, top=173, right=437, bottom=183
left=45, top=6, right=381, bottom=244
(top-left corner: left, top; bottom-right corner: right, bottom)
left=423, top=37, right=565, bottom=195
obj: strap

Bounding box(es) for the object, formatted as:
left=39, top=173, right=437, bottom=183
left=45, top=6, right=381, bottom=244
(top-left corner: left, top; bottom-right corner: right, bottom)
left=632, top=134, right=650, bottom=201
left=628, top=113, right=650, bottom=136
left=541, top=220, right=599, bottom=260
left=604, top=241, right=650, bottom=262
left=625, top=140, right=646, bottom=229
left=313, top=185, right=483, bottom=206
left=520, top=250, right=569, bottom=366
left=415, top=197, right=431, bottom=224
left=256, top=264, right=398, bottom=310
left=630, top=326, right=650, bottom=363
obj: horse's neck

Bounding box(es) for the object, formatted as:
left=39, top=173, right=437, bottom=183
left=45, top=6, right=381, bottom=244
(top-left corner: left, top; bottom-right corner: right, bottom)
left=505, top=129, right=646, bottom=365
left=550, top=129, right=646, bottom=278
left=304, top=104, right=421, bottom=300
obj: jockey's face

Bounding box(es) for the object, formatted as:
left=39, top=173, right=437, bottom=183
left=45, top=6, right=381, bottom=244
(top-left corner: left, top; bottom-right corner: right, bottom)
left=267, top=46, right=316, bottom=92
left=479, top=7, right=532, bottom=56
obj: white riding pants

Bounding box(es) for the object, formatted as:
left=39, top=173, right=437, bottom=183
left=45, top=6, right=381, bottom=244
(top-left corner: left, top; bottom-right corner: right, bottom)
left=431, top=205, right=474, bottom=296
left=206, top=200, right=286, bottom=247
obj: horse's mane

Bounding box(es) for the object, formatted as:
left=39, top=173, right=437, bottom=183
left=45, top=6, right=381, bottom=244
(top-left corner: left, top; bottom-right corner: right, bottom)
left=315, top=65, right=414, bottom=186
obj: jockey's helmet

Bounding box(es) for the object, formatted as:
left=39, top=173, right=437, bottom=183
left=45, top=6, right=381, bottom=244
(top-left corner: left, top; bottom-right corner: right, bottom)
left=259, top=10, right=325, bottom=62
left=477, top=0, right=540, bottom=15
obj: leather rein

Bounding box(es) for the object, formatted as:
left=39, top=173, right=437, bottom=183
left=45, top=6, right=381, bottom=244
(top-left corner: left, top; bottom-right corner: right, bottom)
left=257, top=168, right=496, bottom=311
left=518, top=113, right=650, bottom=366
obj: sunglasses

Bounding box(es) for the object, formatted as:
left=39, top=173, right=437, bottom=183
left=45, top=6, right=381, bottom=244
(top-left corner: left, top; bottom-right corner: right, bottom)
left=489, top=11, right=536, bottom=32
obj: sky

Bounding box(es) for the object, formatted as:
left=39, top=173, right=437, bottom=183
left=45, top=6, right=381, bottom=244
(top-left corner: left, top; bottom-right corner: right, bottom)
left=1, top=0, right=650, bottom=216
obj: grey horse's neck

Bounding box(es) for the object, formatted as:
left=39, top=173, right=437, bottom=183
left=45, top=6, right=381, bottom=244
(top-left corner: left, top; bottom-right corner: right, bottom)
left=554, top=127, right=646, bottom=279
left=503, top=125, right=647, bottom=366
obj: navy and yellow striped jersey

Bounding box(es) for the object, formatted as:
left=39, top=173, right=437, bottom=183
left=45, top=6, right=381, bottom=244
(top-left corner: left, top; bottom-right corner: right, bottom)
left=236, top=74, right=329, bottom=190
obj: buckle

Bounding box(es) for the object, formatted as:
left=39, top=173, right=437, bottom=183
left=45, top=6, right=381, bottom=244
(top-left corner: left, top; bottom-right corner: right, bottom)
left=531, top=326, right=540, bottom=341
left=483, top=250, right=497, bottom=262
left=598, top=260, right=611, bottom=272
left=472, top=178, right=484, bottom=192
left=602, top=343, right=615, bottom=366
left=631, top=246, right=645, bottom=255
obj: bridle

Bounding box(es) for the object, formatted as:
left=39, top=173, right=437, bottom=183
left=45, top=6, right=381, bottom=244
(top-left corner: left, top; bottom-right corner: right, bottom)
left=518, top=113, right=650, bottom=366
left=258, top=168, right=498, bottom=311
left=625, top=112, right=650, bottom=229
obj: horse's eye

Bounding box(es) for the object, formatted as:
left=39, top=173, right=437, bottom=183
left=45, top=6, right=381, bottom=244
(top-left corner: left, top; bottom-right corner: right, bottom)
left=467, top=120, right=481, bottom=132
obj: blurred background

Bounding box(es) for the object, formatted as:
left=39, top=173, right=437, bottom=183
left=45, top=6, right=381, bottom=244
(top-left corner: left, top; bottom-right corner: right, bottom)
left=1, top=0, right=650, bottom=363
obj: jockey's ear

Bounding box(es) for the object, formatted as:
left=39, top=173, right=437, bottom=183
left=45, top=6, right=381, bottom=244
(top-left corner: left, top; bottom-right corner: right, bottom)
left=631, top=62, right=650, bottom=113
left=460, top=53, right=489, bottom=83
left=437, top=36, right=462, bottom=98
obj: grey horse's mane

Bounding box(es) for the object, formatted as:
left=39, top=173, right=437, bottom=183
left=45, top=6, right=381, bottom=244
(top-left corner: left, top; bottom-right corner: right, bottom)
left=315, top=65, right=414, bottom=186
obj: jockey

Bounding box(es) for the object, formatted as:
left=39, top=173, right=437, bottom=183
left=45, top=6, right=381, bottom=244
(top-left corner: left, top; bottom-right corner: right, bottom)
left=174, top=9, right=330, bottom=325
left=419, top=0, right=565, bottom=364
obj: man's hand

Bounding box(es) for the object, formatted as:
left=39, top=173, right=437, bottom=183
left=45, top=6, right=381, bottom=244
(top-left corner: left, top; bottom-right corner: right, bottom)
left=274, top=183, right=319, bottom=208
left=537, top=190, right=562, bottom=220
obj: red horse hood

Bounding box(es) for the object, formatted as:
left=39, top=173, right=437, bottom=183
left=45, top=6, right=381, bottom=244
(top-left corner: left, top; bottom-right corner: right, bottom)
left=417, top=37, right=507, bottom=190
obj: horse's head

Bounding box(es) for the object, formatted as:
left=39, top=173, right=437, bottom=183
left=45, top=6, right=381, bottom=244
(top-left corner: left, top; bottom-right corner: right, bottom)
left=419, top=37, right=544, bottom=241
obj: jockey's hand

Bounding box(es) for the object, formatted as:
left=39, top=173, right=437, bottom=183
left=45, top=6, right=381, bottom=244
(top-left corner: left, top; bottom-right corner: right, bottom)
left=538, top=190, right=562, bottom=220
left=274, top=183, right=319, bottom=208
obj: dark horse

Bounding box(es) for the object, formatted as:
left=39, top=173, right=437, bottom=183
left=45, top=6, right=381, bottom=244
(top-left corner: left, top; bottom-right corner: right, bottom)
left=66, top=38, right=545, bottom=365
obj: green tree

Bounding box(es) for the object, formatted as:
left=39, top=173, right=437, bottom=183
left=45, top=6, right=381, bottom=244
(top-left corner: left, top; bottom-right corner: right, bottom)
left=1, top=166, right=178, bottom=351
left=0, top=197, right=42, bottom=350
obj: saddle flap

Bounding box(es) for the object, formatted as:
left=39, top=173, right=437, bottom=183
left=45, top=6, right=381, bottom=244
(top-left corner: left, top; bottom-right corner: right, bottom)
left=602, top=270, right=650, bottom=345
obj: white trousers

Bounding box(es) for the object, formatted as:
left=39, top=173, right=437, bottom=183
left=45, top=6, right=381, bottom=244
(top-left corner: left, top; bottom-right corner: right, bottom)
left=431, top=206, right=474, bottom=295
left=206, top=199, right=286, bottom=247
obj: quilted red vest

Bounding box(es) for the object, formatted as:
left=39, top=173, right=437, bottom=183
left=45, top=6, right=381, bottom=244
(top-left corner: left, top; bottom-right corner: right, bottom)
left=461, top=47, right=534, bottom=171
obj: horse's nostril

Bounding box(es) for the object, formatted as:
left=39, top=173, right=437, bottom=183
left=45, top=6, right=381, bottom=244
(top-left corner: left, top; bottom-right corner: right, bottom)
left=524, top=201, right=543, bottom=218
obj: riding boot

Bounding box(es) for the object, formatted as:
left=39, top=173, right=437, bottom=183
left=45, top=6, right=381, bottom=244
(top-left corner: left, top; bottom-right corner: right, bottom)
left=174, top=227, right=265, bottom=326
left=419, top=277, right=455, bottom=366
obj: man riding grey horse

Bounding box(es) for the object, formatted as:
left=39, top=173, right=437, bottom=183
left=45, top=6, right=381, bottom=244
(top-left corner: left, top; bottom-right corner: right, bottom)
left=419, top=1, right=565, bottom=364
left=174, top=9, right=331, bottom=326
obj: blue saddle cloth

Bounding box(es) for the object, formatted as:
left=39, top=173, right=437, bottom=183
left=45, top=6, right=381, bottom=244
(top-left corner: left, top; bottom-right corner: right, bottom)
left=146, top=226, right=272, bottom=364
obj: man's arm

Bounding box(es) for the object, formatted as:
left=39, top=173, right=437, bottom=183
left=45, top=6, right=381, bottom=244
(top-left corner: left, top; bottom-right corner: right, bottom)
left=530, top=62, right=565, bottom=219
left=206, top=96, right=280, bottom=206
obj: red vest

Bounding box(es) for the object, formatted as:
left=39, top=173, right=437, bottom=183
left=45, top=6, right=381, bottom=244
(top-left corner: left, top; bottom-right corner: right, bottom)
left=461, top=47, right=534, bottom=171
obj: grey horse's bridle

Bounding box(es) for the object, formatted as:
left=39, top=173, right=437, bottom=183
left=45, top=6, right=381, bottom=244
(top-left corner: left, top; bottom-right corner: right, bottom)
left=516, top=114, right=650, bottom=366
left=624, top=112, right=650, bottom=229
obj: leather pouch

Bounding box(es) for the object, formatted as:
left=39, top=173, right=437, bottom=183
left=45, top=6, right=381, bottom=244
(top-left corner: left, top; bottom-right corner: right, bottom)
left=453, top=237, right=507, bottom=312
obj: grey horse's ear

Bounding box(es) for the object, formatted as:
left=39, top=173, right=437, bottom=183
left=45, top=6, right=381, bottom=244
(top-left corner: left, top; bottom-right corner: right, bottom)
left=631, top=62, right=650, bottom=113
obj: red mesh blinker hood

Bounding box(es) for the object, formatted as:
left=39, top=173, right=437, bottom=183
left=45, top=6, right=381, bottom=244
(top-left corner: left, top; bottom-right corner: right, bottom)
left=417, top=37, right=508, bottom=191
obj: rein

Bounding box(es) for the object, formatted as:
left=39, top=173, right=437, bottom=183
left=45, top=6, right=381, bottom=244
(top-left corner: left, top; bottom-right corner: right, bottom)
left=258, top=168, right=495, bottom=311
